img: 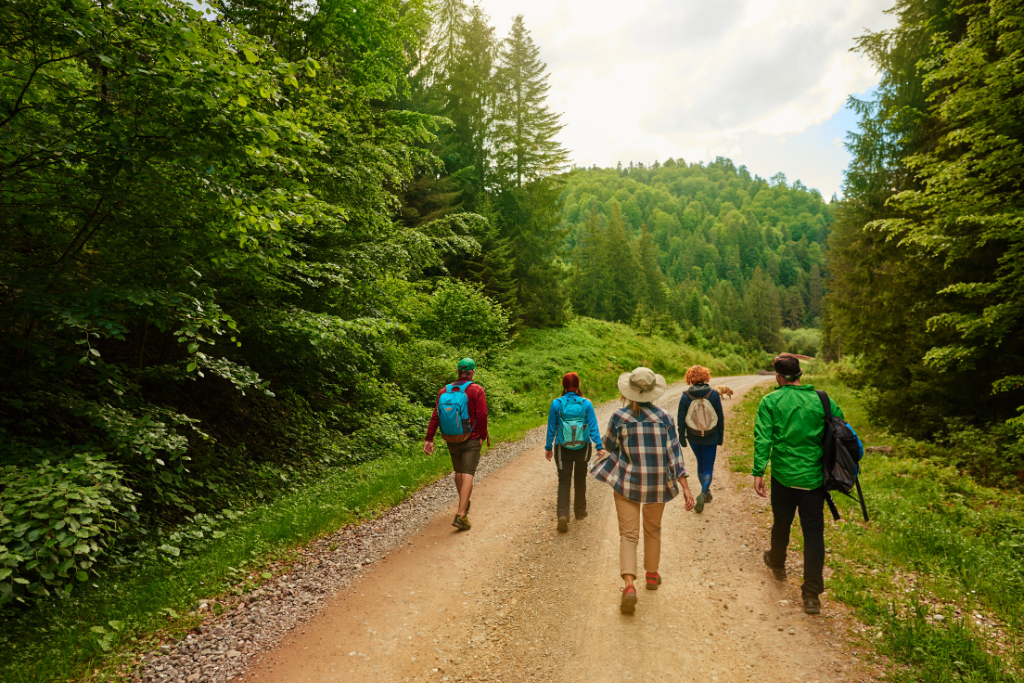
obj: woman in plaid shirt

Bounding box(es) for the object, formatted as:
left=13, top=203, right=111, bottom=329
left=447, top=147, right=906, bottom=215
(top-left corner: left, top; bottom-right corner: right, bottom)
left=591, top=367, right=696, bottom=614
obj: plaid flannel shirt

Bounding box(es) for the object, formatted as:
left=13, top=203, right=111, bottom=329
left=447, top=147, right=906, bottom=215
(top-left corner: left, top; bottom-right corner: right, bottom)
left=590, top=404, right=689, bottom=504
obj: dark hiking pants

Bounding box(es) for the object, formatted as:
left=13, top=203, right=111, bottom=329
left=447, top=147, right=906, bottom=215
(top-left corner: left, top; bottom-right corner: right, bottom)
left=555, top=444, right=590, bottom=519
left=768, top=477, right=826, bottom=596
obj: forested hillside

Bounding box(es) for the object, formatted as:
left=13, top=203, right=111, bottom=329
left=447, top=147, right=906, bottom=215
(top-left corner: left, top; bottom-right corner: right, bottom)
left=823, top=0, right=1024, bottom=481
left=560, top=160, right=830, bottom=355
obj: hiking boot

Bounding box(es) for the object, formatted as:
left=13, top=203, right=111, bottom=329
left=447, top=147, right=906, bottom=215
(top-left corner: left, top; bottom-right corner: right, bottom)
left=620, top=585, right=638, bottom=614
left=452, top=514, right=471, bottom=531
left=802, top=591, right=821, bottom=615
left=645, top=572, right=662, bottom=590
left=763, top=551, right=786, bottom=581
left=694, top=493, right=705, bottom=514
left=557, top=516, right=569, bottom=533
left=704, top=489, right=713, bottom=503
left=575, top=509, right=588, bottom=519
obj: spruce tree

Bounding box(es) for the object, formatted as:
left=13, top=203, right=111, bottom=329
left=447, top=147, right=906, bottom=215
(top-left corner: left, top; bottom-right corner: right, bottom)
left=601, top=202, right=640, bottom=323
left=492, top=15, right=569, bottom=189
left=746, top=267, right=783, bottom=351
left=445, top=5, right=496, bottom=205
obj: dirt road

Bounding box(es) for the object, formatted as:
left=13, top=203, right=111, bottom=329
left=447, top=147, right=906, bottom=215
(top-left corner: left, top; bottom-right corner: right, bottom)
left=240, top=376, right=865, bottom=683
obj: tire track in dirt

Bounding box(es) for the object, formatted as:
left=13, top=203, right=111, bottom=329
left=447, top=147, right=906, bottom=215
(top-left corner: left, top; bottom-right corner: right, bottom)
left=236, top=376, right=874, bottom=683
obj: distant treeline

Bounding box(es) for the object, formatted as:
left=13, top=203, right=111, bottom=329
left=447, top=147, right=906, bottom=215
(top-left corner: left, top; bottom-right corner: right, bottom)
left=560, top=159, right=830, bottom=354
left=823, top=0, right=1024, bottom=483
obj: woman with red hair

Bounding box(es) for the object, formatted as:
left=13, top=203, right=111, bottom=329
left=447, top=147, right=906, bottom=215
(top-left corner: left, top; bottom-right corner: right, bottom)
left=677, top=365, right=725, bottom=513
left=545, top=372, right=605, bottom=533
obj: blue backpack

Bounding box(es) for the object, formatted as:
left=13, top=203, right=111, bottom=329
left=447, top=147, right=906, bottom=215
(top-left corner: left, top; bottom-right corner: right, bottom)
left=438, top=382, right=474, bottom=443
left=557, top=395, right=590, bottom=450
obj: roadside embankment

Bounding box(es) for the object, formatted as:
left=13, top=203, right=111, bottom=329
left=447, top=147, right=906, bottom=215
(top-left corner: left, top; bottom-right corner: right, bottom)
left=731, top=376, right=1024, bottom=682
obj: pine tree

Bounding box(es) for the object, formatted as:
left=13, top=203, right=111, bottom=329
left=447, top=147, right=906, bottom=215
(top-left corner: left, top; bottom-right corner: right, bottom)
left=469, top=196, right=520, bottom=321
left=445, top=5, right=496, bottom=205
left=422, top=0, right=468, bottom=90
left=745, top=267, right=782, bottom=351
left=783, top=287, right=805, bottom=329
left=491, top=15, right=569, bottom=189
left=572, top=207, right=607, bottom=319
left=601, top=202, right=640, bottom=323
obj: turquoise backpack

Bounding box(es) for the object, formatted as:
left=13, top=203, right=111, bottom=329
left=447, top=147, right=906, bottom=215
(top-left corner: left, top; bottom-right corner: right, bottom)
left=437, top=382, right=473, bottom=442
left=557, top=395, right=589, bottom=450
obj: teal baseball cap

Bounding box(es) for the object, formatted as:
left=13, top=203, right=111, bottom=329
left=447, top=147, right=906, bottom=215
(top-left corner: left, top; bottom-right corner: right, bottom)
left=458, top=358, right=476, bottom=372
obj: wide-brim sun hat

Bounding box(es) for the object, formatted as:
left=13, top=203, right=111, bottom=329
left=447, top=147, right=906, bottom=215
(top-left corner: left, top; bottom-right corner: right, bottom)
left=617, top=366, right=667, bottom=403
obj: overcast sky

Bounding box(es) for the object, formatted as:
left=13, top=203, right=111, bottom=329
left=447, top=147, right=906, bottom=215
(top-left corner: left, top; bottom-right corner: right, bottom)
left=477, top=0, right=897, bottom=197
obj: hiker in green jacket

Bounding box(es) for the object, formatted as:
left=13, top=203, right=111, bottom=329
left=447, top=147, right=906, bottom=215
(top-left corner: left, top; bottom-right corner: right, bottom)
left=752, top=353, right=844, bottom=615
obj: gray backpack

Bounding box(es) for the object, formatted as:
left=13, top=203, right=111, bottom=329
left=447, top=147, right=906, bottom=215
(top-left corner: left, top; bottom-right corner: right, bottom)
left=684, top=391, right=718, bottom=437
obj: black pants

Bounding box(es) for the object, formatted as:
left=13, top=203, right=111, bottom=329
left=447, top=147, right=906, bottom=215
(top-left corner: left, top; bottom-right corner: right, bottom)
left=768, top=477, right=826, bottom=596
left=555, top=444, right=590, bottom=519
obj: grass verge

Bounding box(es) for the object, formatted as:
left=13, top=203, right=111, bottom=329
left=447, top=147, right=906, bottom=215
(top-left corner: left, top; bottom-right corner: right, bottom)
left=0, top=444, right=453, bottom=683
left=731, top=377, right=1024, bottom=682
left=488, top=317, right=756, bottom=443
left=1, top=317, right=759, bottom=683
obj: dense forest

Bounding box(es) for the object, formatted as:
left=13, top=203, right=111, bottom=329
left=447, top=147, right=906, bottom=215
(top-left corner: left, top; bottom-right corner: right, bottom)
left=0, top=0, right=580, bottom=604
left=823, top=0, right=1024, bottom=482
left=559, top=160, right=830, bottom=356
left=0, top=0, right=779, bottom=607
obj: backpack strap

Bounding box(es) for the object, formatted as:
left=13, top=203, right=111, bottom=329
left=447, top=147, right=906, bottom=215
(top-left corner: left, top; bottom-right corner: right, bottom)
left=816, top=390, right=832, bottom=420
left=824, top=492, right=840, bottom=521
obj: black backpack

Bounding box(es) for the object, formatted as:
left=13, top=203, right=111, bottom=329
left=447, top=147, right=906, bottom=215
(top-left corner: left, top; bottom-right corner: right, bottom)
left=816, top=391, right=869, bottom=522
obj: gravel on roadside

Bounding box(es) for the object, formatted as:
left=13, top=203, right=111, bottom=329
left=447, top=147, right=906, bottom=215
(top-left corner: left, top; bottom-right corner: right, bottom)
left=133, top=426, right=546, bottom=683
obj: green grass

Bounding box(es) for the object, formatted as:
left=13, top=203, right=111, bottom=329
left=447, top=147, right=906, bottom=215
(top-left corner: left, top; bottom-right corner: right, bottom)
left=489, top=317, right=755, bottom=443
left=1, top=317, right=758, bottom=683
left=732, top=377, right=1024, bottom=682
left=0, top=445, right=455, bottom=683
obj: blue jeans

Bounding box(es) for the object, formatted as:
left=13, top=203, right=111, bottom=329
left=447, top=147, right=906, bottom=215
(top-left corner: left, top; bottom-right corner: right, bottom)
left=690, top=443, right=718, bottom=495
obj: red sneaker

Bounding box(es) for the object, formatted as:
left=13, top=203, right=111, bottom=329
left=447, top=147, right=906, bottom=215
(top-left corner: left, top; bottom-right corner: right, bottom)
left=620, top=585, right=638, bottom=614
left=645, top=572, right=662, bottom=590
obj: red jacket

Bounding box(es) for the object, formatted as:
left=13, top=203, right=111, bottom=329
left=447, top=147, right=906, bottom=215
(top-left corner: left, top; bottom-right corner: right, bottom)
left=426, top=380, right=489, bottom=444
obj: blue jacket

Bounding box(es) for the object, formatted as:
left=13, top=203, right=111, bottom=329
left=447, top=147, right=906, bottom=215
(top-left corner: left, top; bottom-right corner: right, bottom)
left=545, top=392, right=603, bottom=451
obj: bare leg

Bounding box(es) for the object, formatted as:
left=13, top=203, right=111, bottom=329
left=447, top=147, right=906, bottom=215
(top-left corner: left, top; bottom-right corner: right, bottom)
left=454, top=473, right=474, bottom=516
left=623, top=574, right=636, bottom=589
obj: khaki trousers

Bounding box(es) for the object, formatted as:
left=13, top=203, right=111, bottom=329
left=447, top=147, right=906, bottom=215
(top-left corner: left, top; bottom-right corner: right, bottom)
left=613, top=492, right=666, bottom=578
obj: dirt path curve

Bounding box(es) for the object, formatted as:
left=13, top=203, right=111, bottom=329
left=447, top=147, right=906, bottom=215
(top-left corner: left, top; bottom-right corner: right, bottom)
left=240, top=376, right=864, bottom=683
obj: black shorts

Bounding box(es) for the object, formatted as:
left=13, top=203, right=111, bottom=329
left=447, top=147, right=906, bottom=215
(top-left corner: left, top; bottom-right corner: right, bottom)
left=446, top=438, right=482, bottom=476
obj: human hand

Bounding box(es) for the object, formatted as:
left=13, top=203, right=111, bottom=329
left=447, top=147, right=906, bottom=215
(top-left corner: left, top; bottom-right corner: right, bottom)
left=753, top=475, right=768, bottom=498
left=545, top=450, right=553, bottom=461
left=424, top=441, right=435, bottom=455
left=596, top=448, right=606, bottom=457
left=680, top=478, right=695, bottom=511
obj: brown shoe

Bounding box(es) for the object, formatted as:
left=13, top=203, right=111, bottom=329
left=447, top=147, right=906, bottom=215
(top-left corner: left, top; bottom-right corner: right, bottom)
left=802, top=590, right=821, bottom=615
left=557, top=516, right=569, bottom=533
left=620, top=585, right=638, bottom=614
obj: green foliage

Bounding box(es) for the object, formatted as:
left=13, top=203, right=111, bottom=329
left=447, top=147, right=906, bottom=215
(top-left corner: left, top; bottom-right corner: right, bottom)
left=0, top=0, right=474, bottom=604
left=825, top=0, right=1024, bottom=443
left=780, top=327, right=821, bottom=357
left=561, top=158, right=830, bottom=349
left=416, top=279, right=512, bottom=353
left=0, top=455, right=138, bottom=605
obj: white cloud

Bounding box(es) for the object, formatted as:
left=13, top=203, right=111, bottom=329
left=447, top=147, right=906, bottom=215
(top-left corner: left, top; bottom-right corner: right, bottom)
left=476, top=0, right=896, bottom=195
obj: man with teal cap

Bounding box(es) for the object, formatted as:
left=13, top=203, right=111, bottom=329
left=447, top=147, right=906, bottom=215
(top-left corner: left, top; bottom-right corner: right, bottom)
left=424, top=358, right=489, bottom=530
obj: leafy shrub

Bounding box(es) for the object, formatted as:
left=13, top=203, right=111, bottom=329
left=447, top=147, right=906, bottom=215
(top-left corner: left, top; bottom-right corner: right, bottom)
left=0, top=454, right=138, bottom=605
left=780, top=327, right=820, bottom=357
left=390, top=339, right=520, bottom=418
left=939, top=421, right=1024, bottom=489
left=417, top=279, right=512, bottom=354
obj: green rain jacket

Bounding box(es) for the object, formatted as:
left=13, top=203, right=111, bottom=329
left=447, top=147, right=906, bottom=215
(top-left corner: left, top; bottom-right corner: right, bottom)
left=752, top=384, right=844, bottom=490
